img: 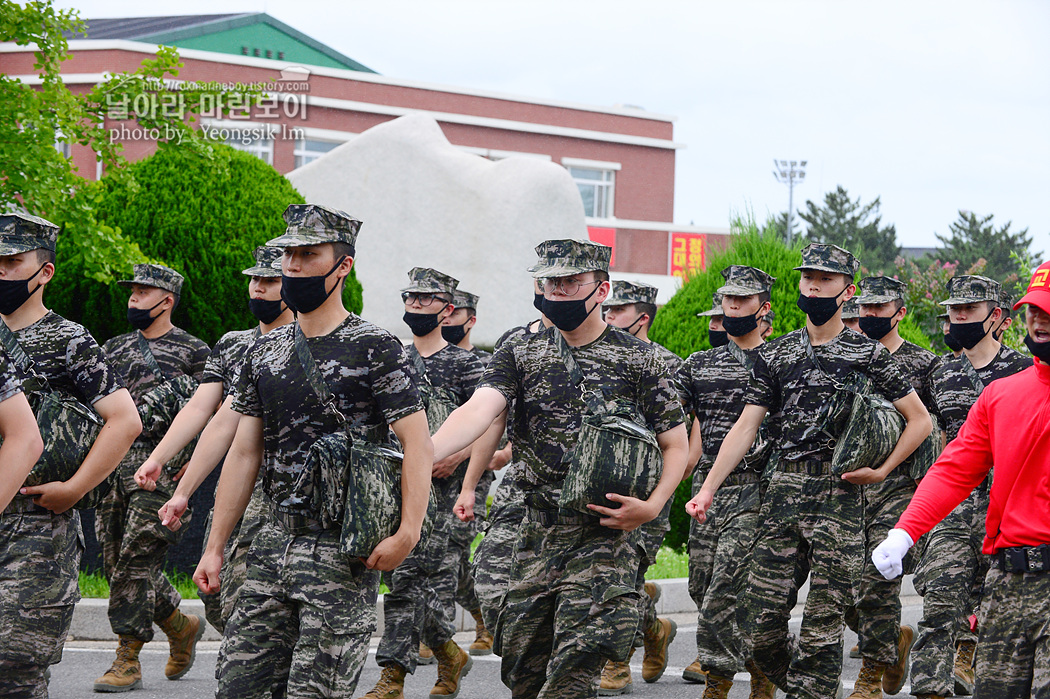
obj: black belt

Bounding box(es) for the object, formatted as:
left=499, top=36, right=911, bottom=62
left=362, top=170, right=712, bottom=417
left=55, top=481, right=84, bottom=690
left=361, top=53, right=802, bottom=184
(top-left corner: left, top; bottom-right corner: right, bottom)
left=3, top=497, right=48, bottom=515
left=994, top=543, right=1050, bottom=574
left=522, top=492, right=594, bottom=527
left=722, top=471, right=762, bottom=486
left=779, top=459, right=833, bottom=476
left=268, top=505, right=325, bottom=535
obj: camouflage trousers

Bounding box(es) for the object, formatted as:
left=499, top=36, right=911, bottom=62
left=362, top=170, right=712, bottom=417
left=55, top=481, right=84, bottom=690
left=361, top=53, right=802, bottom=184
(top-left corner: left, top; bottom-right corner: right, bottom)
left=911, top=485, right=989, bottom=696
left=472, top=470, right=525, bottom=634
left=630, top=518, right=666, bottom=646
left=449, top=469, right=494, bottom=617
left=745, top=467, right=863, bottom=699
left=495, top=510, right=641, bottom=699
left=688, top=472, right=720, bottom=651
left=376, top=471, right=459, bottom=673
left=974, top=564, right=1050, bottom=698
left=843, top=468, right=916, bottom=665
left=216, top=521, right=378, bottom=698
left=200, top=485, right=268, bottom=634
left=688, top=476, right=763, bottom=677
left=0, top=505, right=82, bottom=699
left=97, top=445, right=191, bottom=642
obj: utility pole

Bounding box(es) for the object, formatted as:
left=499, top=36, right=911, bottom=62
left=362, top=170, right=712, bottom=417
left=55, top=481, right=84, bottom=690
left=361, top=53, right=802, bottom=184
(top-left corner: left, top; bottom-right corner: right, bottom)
left=773, top=160, right=806, bottom=245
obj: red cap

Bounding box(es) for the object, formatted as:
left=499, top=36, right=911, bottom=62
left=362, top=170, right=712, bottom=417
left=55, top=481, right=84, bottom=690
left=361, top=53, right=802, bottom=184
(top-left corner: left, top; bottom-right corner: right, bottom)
left=1014, top=260, right=1050, bottom=312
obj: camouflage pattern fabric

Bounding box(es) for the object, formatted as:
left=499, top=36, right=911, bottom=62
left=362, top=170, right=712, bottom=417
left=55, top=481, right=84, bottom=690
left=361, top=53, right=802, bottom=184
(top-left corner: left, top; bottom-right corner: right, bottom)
left=527, top=239, right=611, bottom=278
left=470, top=345, right=493, bottom=365
left=650, top=340, right=683, bottom=376
left=0, top=211, right=59, bottom=255
left=199, top=327, right=260, bottom=397
left=930, top=344, right=1029, bottom=442
left=472, top=465, right=526, bottom=633
left=0, top=510, right=81, bottom=698
left=793, top=242, right=860, bottom=277
left=451, top=469, right=494, bottom=615
left=602, top=280, right=658, bottom=307
left=216, top=523, right=378, bottom=698
left=267, top=203, right=362, bottom=248
left=853, top=275, right=907, bottom=305
left=716, top=264, right=776, bottom=297
left=940, top=274, right=1001, bottom=306
left=117, top=263, right=185, bottom=295
left=494, top=320, right=544, bottom=350
left=401, top=267, right=459, bottom=296
left=974, top=565, right=1050, bottom=698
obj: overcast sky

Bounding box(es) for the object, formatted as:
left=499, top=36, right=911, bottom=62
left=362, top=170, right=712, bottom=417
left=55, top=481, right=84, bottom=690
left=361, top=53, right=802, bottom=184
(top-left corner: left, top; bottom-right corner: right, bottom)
left=58, top=0, right=1050, bottom=253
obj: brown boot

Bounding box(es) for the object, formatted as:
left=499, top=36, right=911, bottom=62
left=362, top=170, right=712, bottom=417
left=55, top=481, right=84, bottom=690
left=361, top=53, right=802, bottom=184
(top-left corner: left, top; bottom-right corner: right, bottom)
left=682, top=655, right=707, bottom=684
left=468, top=609, right=493, bottom=656
left=357, top=664, right=407, bottom=699
left=882, top=624, right=915, bottom=695
left=93, top=637, right=144, bottom=693
left=598, top=654, right=633, bottom=696
left=849, top=643, right=861, bottom=659
left=158, top=610, right=205, bottom=680
left=847, top=658, right=888, bottom=699
left=430, top=640, right=472, bottom=698
left=418, top=642, right=436, bottom=665
left=702, top=674, right=734, bottom=699
left=746, top=659, right=776, bottom=699
left=643, top=580, right=662, bottom=604
left=641, top=617, right=677, bottom=682
left=953, top=640, right=976, bottom=695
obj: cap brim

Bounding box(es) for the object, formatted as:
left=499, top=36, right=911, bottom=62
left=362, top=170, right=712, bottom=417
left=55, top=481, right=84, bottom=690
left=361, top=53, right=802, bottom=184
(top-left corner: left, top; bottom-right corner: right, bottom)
left=401, top=284, right=452, bottom=296
left=940, top=297, right=994, bottom=306
left=528, top=262, right=598, bottom=278
left=855, top=294, right=899, bottom=305
left=696, top=309, right=724, bottom=317
left=266, top=232, right=334, bottom=248
left=794, top=264, right=853, bottom=276
left=241, top=266, right=282, bottom=277
left=0, top=241, right=43, bottom=256
left=716, top=283, right=764, bottom=296
left=1014, top=289, right=1050, bottom=312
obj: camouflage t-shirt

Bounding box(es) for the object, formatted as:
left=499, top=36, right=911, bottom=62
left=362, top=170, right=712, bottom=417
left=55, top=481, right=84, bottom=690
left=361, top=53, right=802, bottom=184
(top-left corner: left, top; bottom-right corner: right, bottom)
left=471, top=346, right=493, bottom=367
left=745, top=328, right=914, bottom=464
left=480, top=325, right=684, bottom=489
left=13, top=311, right=123, bottom=406
left=930, top=344, right=1029, bottom=442
left=890, top=340, right=940, bottom=410
left=0, top=353, right=20, bottom=404
left=103, top=327, right=210, bottom=403
left=406, top=343, right=485, bottom=407
left=231, top=315, right=423, bottom=517
left=495, top=319, right=544, bottom=350
left=677, top=343, right=767, bottom=466
left=651, top=341, right=684, bottom=376
left=200, top=327, right=260, bottom=397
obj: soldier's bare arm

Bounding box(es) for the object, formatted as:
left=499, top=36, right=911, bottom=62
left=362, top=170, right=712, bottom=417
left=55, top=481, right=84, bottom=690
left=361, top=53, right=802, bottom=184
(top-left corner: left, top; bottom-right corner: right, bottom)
left=135, top=380, right=224, bottom=490
left=841, top=391, right=931, bottom=485
left=688, top=403, right=767, bottom=523
left=21, top=387, right=141, bottom=514
left=367, top=410, right=433, bottom=571
left=0, top=392, right=43, bottom=511
left=454, top=411, right=507, bottom=522
left=194, top=414, right=262, bottom=594
left=432, top=386, right=508, bottom=462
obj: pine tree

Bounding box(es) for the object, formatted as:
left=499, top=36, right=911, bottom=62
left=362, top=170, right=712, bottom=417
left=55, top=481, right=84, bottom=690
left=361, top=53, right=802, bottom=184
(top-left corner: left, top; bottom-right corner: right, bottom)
left=933, top=211, right=1039, bottom=282
left=799, top=185, right=901, bottom=273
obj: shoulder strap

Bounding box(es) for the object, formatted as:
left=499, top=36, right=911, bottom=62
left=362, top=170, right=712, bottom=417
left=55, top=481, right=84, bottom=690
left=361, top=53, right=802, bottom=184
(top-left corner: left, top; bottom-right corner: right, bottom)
left=800, top=329, right=844, bottom=388
left=551, top=330, right=604, bottom=414
left=408, top=346, right=432, bottom=387
left=292, top=323, right=350, bottom=429
left=136, top=333, right=167, bottom=381
left=958, top=353, right=985, bottom=393
left=725, top=341, right=756, bottom=375
left=0, top=319, right=32, bottom=371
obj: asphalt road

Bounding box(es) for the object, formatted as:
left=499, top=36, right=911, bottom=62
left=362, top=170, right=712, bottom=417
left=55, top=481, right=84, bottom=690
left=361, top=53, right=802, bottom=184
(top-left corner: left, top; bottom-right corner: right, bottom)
left=49, top=602, right=925, bottom=698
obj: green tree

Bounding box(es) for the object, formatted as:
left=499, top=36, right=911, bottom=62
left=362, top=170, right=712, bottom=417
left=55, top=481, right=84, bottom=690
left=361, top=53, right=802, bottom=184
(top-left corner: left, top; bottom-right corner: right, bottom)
left=770, top=211, right=801, bottom=243
left=800, top=185, right=900, bottom=274
left=931, top=211, right=1039, bottom=283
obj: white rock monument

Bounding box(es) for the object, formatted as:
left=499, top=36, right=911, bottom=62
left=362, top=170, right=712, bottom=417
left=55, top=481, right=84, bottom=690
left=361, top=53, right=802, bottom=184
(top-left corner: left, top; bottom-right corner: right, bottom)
left=287, top=113, right=588, bottom=346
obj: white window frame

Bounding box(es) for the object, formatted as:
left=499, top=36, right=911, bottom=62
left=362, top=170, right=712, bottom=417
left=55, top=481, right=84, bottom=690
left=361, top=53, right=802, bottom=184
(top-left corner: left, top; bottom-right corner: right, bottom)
left=293, top=137, right=344, bottom=169
left=563, top=159, right=618, bottom=220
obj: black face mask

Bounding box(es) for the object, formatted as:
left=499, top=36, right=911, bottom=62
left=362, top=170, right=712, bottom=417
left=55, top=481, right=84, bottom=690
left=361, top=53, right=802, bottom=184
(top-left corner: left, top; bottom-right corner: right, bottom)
left=858, top=316, right=898, bottom=341
left=1024, top=334, right=1050, bottom=363
left=797, top=286, right=849, bottom=327
left=249, top=297, right=285, bottom=324
left=541, top=284, right=601, bottom=332
left=708, top=329, right=729, bottom=347
left=441, top=322, right=468, bottom=345
left=943, top=332, right=964, bottom=353
left=949, top=307, right=995, bottom=350
left=723, top=312, right=759, bottom=338
left=533, top=292, right=545, bottom=313
left=403, top=308, right=446, bottom=337
left=127, top=299, right=166, bottom=330
left=281, top=256, right=346, bottom=314
left=0, top=264, right=46, bottom=315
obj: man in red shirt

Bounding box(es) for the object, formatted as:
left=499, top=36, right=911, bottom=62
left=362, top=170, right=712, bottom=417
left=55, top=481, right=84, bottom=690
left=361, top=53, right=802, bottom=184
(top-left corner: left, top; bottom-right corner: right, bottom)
left=874, top=259, right=1050, bottom=699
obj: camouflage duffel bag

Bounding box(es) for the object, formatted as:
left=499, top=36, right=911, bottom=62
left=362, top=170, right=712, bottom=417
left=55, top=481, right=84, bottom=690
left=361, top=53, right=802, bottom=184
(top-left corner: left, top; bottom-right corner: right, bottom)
left=559, top=409, right=663, bottom=516
left=20, top=389, right=106, bottom=509
left=422, top=384, right=457, bottom=436
left=137, top=374, right=199, bottom=475
left=904, top=413, right=942, bottom=481
left=830, top=389, right=904, bottom=475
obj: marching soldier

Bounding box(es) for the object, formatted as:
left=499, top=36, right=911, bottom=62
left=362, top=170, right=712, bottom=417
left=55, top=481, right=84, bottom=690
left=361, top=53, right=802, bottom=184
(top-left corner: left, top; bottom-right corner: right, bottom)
left=443, top=288, right=491, bottom=364
left=697, top=291, right=728, bottom=347
left=759, top=308, right=776, bottom=340
left=940, top=312, right=964, bottom=358
left=842, top=297, right=861, bottom=332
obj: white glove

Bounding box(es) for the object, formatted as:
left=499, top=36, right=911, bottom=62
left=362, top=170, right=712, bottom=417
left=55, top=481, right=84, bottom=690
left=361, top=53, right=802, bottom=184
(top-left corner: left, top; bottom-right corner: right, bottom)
left=872, top=528, right=914, bottom=580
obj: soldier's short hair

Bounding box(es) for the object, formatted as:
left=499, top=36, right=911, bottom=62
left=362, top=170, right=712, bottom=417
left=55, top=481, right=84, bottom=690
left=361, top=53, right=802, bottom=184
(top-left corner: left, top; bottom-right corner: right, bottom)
left=34, top=248, right=56, bottom=266
left=635, top=302, right=657, bottom=325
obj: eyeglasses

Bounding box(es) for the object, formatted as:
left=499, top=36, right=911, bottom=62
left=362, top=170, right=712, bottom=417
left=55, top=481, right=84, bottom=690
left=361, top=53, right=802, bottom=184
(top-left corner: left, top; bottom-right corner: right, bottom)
left=401, top=292, right=450, bottom=307
left=542, top=278, right=600, bottom=296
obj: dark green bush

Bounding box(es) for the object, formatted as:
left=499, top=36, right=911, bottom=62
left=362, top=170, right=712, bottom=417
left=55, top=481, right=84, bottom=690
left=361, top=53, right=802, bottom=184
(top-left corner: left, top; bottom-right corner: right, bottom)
left=48, top=142, right=363, bottom=345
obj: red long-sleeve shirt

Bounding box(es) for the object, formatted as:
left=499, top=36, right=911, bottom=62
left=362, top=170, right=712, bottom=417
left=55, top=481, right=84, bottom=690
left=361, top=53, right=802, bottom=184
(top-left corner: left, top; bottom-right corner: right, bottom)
left=897, top=358, right=1050, bottom=553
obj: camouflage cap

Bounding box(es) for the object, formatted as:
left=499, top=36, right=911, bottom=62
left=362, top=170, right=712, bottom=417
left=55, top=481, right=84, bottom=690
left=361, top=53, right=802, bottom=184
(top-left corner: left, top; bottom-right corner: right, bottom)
left=602, top=280, right=658, bottom=307
left=841, top=298, right=860, bottom=319
left=716, top=265, right=775, bottom=296
left=451, top=289, right=479, bottom=310
left=937, top=312, right=949, bottom=321
left=267, top=204, right=362, bottom=249
left=241, top=246, right=283, bottom=277
left=855, top=276, right=907, bottom=305
left=0, top=212, right=60, bottom=256
left=940, top=275, right=1001, bottom=306
left=794, top=243, right=860, bottom=278
left=401, top=267, right=459, bottom=297
left=762, top=309, right=776, bottom=324
left=696, top=292, right=725, bottom=317
left=118, top=263, right=185, bottom=295
left=528, top=239, right=611, bottom=278
left=998, top=287, right=1014, bottom=311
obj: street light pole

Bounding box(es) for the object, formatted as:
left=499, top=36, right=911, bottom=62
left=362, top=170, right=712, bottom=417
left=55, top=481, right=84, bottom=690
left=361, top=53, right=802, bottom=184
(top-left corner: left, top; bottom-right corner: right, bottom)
left=773, top=159, right=807, bottom=245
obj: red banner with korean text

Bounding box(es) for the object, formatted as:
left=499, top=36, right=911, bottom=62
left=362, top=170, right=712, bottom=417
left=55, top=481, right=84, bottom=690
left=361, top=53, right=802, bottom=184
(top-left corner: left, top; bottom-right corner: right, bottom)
left=670, top=232, right=706, bottom=278
left=587, top=227, right=616, bottom=267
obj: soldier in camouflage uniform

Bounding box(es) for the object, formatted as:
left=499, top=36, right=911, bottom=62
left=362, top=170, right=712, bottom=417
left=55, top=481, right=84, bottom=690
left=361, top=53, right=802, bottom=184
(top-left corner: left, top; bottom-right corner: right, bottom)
left=134, top=246, right=293, bottom=634
left=698, top=291, right=728, bottom=347
left=595, top=279, right=681, bottom=694
left=940, top=312, right=964, bottom=358
left=194, top=204, right=432, bottom=698
left=431, top=239, right=689, bottom=699
left=841, top=276, right=941, bottom=698
left=95, top=264, right=210, bottom=690
left=362, top=268, right=482, bottom=699
left=688, top=244, right=931, bottom=699
left=760, top=308, right=776, bottom=340
left=910, top=275, right=1029, bottom=699
left=0, top=213, right=139, bottom=698
left=841, top=297, right=861, bottom=332
left=676, top=265, right=778, bottom=699
left=993, top=288, right=1014, bottom=341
